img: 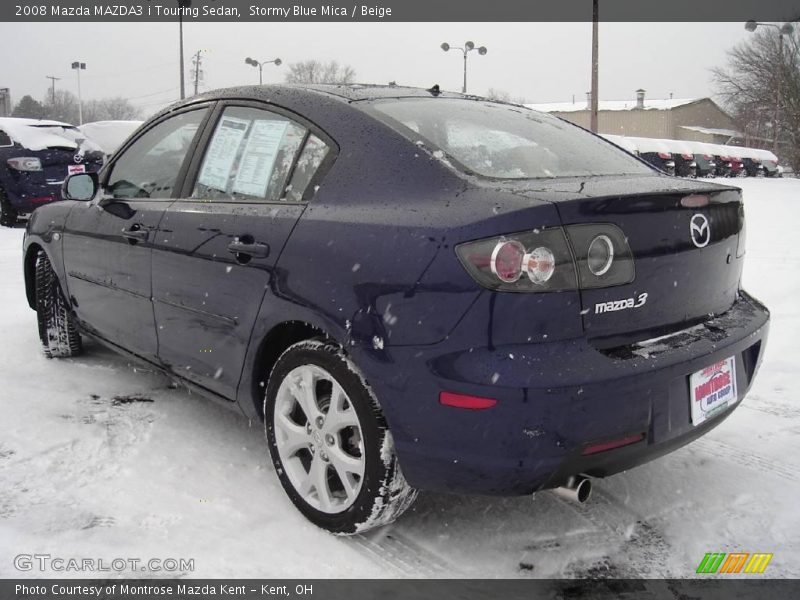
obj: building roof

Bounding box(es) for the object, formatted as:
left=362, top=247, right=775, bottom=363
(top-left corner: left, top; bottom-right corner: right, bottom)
left=525, top=98, right=700, bottom=113
left=679, top=125, right=742, bottom=139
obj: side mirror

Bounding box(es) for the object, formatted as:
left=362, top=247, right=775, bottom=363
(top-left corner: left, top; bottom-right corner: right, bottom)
left=63, top=172, right=98, bottom=202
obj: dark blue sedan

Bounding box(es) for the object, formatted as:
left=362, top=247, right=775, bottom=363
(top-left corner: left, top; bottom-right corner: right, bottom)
left=22, top=85, right=769, bottom=534
left=0, top=118, right=103, bottom=226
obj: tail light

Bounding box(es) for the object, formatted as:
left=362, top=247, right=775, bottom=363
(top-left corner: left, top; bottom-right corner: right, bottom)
left=657, top=152, right=672, bottom=159
left=7, top=157, right=42, bottom=172
left=456, top=224, right=634, bottom=292
left=682, top=153, right=693, bottom=160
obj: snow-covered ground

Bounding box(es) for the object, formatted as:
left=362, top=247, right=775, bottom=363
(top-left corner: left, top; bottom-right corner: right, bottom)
left=1, top=177, right=798, bottom=579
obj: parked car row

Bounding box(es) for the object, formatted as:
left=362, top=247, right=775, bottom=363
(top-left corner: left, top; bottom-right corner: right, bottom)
left=601, top=134, right=782, bottom=179
left=0, top=117, right=141, bottom=227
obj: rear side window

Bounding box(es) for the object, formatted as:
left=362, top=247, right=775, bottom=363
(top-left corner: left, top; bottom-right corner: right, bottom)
left=371, top=99, right=652, bottom=180
left=192, top=106, right=314, bottom=202
left=0, top=129, right=11, bottom=147
left=285, top=134, right=330, bottom=202
left=106, top=108, right=207, bottom=199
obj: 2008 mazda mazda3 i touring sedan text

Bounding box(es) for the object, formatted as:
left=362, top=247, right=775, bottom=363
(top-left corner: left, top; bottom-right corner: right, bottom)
left=22, top=84, right=769, bottom=534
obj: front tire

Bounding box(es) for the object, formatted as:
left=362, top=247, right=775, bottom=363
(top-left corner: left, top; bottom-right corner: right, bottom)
left=35, top=250, right=82, bottom=358
left=265, top=339, right=417, bottom=534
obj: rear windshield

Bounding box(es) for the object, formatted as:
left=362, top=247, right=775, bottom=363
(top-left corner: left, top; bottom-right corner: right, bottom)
left=370, top=98, right=652, bottom=180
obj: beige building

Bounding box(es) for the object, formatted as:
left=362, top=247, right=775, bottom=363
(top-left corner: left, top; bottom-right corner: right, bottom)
left=527, top=90, right=741, bottom=145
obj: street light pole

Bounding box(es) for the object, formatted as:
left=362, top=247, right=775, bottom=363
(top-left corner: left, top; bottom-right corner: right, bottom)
left=440, top=41, right=487, bottom=94
left=70, top=62, right=86, bottom=125
left=590, top=0, right=599, bottom=132
left=177, top=0, right=192, bottom=100
left=744, top=20, right=795, bottom=154
left=245, top=57, right=282, bottom=85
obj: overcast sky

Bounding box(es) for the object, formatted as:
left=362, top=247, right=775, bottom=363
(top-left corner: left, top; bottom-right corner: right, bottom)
left=0, top=21, right=751, bottom=117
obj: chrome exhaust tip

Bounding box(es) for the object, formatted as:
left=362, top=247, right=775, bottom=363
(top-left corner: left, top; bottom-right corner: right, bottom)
left=552, top=475, right=592, bottom=504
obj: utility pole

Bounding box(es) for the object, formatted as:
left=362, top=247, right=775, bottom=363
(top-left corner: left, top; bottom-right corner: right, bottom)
left=191, top=50, right=204, bottom=96
left=45, top=76, right=60, bottom=104
left=590, top=0, right=599, bottom=132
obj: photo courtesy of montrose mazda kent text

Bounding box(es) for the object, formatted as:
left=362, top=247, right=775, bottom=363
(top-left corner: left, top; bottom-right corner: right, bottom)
left=22, top=84, right=769, bottom=534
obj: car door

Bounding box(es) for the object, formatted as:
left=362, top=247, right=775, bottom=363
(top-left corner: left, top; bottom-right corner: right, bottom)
left=152, top=102, right=335, bottom=399
left=61, top=106, right=212, bottom=361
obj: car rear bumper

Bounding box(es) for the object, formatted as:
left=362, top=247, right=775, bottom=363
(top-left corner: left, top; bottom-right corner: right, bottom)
left=354, top=291, right=769, bottom=495
left=3, top=179, right=62, bottom=213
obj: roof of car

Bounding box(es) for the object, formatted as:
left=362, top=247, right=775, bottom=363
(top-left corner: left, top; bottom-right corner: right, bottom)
left=189, top=83, right=478, bottom=106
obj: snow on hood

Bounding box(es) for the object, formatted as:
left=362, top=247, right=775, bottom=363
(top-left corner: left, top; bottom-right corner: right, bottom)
left=0, top=117, right=83, bottom=151
left=79, top=120, right=143, bottom=155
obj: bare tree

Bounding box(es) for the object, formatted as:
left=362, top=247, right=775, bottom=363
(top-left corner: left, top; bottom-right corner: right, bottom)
left=83, top=97, right=141, bottom=122
left=485, top=88, right=527, bottom=104
left=284, top=60, right=357, bottom=85
left=43, top=90, right=80, bottom=124
left=712, top=28, right=800, bottom=170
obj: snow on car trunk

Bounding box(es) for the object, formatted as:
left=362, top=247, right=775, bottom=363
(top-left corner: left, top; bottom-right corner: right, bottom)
left=0, top=177, right=799, bottom=578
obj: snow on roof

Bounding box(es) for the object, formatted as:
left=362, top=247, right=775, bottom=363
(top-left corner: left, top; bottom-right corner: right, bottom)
left=600, top=134, right=638, bottom=154
left=526, top=98, right=699, bottom=113
left=79, top=120, right=143, bottom=155
left=679, top=125, right=742, bottom=139
left=0, top=117, right=79, bottom=151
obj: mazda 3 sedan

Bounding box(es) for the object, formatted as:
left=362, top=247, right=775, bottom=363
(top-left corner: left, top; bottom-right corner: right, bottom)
left=22, top=85, right=769, bottom=534
left=1, top=118, right=104, bottom=226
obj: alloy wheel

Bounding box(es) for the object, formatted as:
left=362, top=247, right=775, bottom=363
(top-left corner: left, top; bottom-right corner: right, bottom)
left=273, top=364, right=365, bottom=513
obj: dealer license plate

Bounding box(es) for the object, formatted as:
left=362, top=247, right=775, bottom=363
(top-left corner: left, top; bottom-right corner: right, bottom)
left=690, top=356, right=737, bottom=426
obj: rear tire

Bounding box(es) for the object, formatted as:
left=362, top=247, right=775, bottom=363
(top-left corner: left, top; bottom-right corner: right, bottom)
left=35, top=250, right=82, bottom=358
left=265, top=339, right=417, bottom=534
left=0, top=186, right=18, bottom=227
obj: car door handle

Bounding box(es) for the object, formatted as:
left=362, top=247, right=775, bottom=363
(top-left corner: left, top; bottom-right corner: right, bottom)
left=122, top=225, right=149, bottom=243
left=227, top=240, right=270, bottom=259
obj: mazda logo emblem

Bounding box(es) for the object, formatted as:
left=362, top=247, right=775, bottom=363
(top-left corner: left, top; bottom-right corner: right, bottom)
left=73, top=153, right=84, bottom=164
left=690, top=214, right=710, bottom=248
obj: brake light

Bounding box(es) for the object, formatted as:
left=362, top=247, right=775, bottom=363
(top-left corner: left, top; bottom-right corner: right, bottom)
left=490, top=240, right=525, bottom=283
left=682, top=153, right=693, bottom=160
left=703, top=154, right=713, bottom=160
left=681, top=194, right=709, bottom=208
left=657, top=152, right=672, bottom=159
left=456, top=224, right=634, bottom=293
left=439, top=391, right=497, bottom=410
left=7, top=157, right=42, bottom=172
left=29, top=196, right=54, bottom=204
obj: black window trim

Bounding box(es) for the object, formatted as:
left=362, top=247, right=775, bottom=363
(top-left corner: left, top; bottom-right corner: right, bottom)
left=177, top=98, right=339, bottom=205
left=98, top=100, right=218, bottom=203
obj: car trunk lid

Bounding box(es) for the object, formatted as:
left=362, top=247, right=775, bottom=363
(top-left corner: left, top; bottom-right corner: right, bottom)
left=492, top=174, right=744, bottom=346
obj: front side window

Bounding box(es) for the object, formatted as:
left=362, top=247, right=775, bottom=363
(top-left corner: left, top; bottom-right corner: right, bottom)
left=106, top=108, right=208, bottom=199
left=371, top=99, right=653, bottom=180
left=192, top=106, right=310, bottom=202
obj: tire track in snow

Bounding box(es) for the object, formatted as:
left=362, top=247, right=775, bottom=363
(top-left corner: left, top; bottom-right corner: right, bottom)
left=692, top=437, right=800, bottom=483
left=349, top=528, right=459, bottom=577
left=553, top=487, right=677, bottom=578
left=742, top=395, right=800, bottom=420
